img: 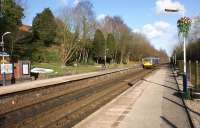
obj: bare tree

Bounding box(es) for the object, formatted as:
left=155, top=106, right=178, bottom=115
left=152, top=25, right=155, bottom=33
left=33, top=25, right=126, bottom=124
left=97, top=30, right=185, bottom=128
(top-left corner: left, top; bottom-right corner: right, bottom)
left=56, top=7, right=80, bottom=66
left=73, top=0, right=96, bottom=63
left=190, top=15, right=200, bottom=40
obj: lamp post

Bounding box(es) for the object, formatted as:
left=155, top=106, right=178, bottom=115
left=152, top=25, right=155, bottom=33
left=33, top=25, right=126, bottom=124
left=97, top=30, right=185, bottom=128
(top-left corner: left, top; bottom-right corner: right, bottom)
left=1, top=32, right=11, bottom=86
left=177, top=17, right=191, bottom=92
left=165, top=8, right=191, bottom=92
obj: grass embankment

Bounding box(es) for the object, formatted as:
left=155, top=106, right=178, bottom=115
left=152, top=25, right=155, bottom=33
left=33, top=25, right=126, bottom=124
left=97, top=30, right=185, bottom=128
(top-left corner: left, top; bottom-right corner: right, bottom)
left=32, top=62, right=139, bottom=79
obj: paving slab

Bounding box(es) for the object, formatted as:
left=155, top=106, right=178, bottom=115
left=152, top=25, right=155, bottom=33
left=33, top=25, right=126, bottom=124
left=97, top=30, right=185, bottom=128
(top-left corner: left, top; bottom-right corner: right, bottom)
left=160, top=68, right=191, bottom=128
left=73, top=66, right=191, bottom=128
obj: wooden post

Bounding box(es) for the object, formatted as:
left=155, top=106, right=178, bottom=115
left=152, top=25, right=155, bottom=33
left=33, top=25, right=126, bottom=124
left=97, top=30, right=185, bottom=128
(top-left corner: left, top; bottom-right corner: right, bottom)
left=195, top=61, right=199, bottom=89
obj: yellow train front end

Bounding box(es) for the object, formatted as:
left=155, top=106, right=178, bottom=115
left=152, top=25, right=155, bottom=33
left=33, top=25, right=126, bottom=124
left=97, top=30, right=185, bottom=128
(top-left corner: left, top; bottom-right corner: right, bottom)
left=142, top=57, right=160, bottom=69
left=142, top=60, right=153, bottom=69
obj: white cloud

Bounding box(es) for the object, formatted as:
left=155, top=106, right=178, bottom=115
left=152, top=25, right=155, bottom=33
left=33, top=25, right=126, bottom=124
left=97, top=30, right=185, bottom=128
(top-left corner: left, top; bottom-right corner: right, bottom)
left=156, top=0, right=185, bottom=15
left=132, top=28, right=140, bottom=33
left=57, top=0, right=82, bottom=6
left=96, top=14, right=106, bottom=21
left=134, top=21, right=177, bottom=55
left=155, top=21, right=170, bottom=29
left=73, top=0, right=80, bottom=5
left=57, top=0, right=68, bottom=6
left=142, top=21, right=170, bottom=39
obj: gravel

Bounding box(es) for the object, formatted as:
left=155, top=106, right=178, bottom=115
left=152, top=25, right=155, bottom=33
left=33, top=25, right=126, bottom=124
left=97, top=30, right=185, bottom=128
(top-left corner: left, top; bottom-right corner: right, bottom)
left=185, top=100, right=200, bottom=128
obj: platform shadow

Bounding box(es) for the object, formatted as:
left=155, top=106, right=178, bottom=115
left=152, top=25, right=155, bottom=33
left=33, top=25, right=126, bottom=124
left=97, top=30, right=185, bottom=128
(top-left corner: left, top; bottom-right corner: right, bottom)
left=163, top=96, right=200, bottom=117
left=165, top=80, right=183, bottom=87
left=161, top=116, right=177, bottom=128
left=142, top=79, right=178, bottom=92
left=165, top=80, right=177, bottom=85
left=163, top=96, right=184, bottom=108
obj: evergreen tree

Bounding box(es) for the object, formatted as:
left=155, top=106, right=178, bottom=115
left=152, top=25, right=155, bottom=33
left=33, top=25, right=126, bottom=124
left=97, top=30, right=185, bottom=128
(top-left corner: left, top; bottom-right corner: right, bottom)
left=106, top=33, right=116, bottom=59
left=0, top=0, right=24, bottom=34
left=32, top=8, right=56, bottom=46
left=92, top=29, right=105, bottom=63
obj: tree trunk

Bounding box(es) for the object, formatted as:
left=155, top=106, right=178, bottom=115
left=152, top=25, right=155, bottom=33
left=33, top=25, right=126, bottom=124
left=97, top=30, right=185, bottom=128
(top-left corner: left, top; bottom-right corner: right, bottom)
left=85, top=50, right=89, bottom=63
left=120, top=52, right=123, bottom=64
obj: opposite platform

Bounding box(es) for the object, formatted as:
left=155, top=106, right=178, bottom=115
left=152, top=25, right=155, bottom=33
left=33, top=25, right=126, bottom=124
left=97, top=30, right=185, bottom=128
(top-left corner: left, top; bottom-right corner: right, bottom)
left=0, top=68, right=132, bottom=96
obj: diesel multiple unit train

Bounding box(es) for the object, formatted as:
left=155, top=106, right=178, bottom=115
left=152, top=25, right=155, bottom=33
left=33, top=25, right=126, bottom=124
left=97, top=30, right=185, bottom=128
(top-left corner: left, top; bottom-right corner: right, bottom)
left=142, top=57, right=160, bottom=68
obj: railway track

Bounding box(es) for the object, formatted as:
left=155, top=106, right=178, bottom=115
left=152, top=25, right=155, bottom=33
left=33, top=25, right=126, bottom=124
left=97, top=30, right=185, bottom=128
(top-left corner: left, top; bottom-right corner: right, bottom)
left=0, top=68, right=154, bottom=128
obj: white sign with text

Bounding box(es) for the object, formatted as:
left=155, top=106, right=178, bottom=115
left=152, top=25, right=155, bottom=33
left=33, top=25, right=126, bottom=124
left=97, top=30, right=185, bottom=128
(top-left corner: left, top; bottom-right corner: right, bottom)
left=1, top=64, right=13, bottom=74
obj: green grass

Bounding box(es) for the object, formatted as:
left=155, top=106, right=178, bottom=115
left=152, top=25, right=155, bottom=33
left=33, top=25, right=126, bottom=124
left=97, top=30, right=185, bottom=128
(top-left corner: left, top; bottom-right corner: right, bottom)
left=31, top=62, right=139, bottom=79
left=32, top=63, right=100, bottom=77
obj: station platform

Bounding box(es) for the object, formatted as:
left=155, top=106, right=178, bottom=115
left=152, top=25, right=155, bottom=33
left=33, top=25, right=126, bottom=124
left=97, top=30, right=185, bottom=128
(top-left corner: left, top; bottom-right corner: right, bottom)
left=73, top=66, right=191, bottom=128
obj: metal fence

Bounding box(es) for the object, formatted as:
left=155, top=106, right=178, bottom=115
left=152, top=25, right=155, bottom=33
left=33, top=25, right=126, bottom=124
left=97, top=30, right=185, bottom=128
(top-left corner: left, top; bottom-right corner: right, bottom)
left=176, top=60, right=200, bottom=91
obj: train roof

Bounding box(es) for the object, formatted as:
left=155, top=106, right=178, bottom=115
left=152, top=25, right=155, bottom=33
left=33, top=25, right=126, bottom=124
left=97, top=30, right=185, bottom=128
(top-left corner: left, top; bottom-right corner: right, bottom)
left=142, top=57, right=160, bottom=59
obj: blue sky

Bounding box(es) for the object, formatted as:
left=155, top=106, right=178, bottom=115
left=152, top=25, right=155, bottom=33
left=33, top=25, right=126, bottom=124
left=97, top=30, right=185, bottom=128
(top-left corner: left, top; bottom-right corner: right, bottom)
left=22, top=0, right=200, bottom=55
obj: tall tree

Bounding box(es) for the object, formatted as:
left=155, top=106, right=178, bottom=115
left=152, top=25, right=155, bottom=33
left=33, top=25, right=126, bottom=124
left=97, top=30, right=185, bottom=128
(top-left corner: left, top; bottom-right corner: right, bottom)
left=106, top=33, right=116, bottom=61
left=93, top=29, right=105, bottom=63
left=118, top=23, right=132, bottom=63
left=0, top=0, right=24, bottom=34
left=190, top=15, right=200, bottom=40
left=56, top=18, right=80, bottom=66
left=32, top=8, right=56, bottom=46
left=74, top=0, right=95, bottom=30
left=73, top=0, right=96, bottom=63
left=56, top=3, right=83, bottom=66
left=186, top=15, right=200, bottom=61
